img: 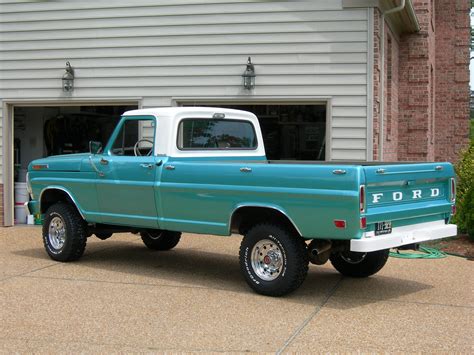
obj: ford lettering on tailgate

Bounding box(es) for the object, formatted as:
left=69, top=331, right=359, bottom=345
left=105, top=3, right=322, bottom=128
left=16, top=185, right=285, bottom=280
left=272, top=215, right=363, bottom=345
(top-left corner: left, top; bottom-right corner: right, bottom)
left=369, top=183, right=446, bottom=206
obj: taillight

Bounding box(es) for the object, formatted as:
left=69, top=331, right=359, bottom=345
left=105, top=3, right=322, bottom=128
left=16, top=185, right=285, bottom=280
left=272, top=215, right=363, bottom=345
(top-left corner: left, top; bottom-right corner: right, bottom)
left=359, top=185, right=366, bottom=213
left=360, top=217, right=367, bottom=229
left=450, top=178, right=456, bottom=203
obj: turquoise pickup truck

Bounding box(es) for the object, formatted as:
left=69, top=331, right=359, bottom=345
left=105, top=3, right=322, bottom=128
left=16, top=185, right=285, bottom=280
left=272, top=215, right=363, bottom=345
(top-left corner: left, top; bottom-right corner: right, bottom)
left=26, top=107, right=457, bottom=296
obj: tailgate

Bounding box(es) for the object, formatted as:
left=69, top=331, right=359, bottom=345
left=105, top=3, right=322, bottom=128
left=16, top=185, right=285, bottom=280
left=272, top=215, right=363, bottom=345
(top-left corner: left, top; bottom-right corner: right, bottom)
left=363, top=162, right=455, bottom=226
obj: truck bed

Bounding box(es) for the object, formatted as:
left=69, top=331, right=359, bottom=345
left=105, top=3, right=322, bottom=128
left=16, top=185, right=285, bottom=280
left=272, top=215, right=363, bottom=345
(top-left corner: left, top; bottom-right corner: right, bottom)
left=267, top=160, right=430, bottom=166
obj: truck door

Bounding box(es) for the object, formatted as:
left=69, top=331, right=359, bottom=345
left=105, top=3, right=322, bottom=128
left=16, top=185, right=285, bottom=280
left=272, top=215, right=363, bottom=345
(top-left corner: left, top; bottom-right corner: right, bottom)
left=91, top=116, right=160, bottom=228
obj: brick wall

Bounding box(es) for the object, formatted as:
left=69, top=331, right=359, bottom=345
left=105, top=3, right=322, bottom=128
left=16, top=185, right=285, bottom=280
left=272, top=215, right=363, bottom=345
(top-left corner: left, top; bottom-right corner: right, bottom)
left=376, top=0, right=470, bottom=163
left=398, top=0, right=437, bottom=162
left=434, top=0, right=470, bottom=162
left=382, top=23, right=400, bottom=162
left=373, top=8, right=381, bottom=161
left=373, top=8, right=401, bottom=162
left=0, top=185, right=4, bottom=226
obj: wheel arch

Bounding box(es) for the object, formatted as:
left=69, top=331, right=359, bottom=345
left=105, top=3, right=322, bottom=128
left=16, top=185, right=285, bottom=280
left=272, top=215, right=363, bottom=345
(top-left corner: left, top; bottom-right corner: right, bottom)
left=39, top=187, right=86, bottom=220
left=229, top=204, right=302, bottom=237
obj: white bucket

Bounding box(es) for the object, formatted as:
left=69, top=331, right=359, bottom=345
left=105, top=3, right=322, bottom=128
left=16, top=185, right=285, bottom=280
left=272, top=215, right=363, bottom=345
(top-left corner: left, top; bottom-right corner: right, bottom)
left=14, top=205, right=27, bottom=224
left=14, top=182, right=29, bottom=204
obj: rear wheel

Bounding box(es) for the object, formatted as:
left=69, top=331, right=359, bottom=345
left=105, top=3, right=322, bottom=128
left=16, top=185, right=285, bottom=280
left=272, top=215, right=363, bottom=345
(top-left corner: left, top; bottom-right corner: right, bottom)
left=330, top=249, right=389, bottom=277
left=239, top=223, right=309, bottom=296
left=95, top=232, right=113, bottom=240
left=42, top=202, right=88, bottom=262
left=140, top=230, right=181, bottom=251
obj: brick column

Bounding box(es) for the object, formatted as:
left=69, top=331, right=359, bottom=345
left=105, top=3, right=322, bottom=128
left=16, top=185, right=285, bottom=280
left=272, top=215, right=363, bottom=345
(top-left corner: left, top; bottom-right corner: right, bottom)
left=373, top=8, right=402, bottom=162
left=373, top=8, right=381, bottom=161
left=0, top=184, right=4, bottom=226
left=434, top=0, right=470, bottom=162
left=398, top=0, right=436, bottom=162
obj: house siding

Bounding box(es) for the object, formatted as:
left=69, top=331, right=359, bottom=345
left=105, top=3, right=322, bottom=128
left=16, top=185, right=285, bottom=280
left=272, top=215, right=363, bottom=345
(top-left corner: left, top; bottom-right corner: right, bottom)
left=0, top=0, right=371, bottom=186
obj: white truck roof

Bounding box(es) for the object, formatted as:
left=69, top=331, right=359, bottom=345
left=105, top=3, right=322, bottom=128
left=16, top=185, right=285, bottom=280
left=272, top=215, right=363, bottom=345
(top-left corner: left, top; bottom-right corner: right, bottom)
left=123, top=107, right=266, bottom=159
left=124, top=106, right=257, bottom=120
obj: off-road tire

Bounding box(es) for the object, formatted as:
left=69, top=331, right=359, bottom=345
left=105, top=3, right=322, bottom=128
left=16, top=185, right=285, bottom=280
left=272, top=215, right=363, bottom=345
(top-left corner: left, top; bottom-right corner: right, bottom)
left=330, top=249, right=390, bottom=278
left=42, top=202, right=88, bottom=262
left=140, top=230, right=181, bottom=251
left=239, top=223, right=309, bottom=297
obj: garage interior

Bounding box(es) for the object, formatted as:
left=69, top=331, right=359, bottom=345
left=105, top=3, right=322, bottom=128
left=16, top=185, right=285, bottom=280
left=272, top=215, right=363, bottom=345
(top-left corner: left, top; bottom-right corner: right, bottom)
left=12, top=105, right=137, bottom=224
left=190, top=104, right=327, bottom=161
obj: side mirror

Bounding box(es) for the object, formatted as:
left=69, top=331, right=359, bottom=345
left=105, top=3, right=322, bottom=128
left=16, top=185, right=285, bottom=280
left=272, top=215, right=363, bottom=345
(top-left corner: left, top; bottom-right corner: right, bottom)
left=89, top=141, right=103, bottom=154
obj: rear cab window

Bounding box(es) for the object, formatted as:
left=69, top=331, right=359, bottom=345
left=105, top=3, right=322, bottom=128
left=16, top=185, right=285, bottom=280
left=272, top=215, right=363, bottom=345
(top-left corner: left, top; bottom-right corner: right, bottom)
left=177, top=119, right=257, bottom=150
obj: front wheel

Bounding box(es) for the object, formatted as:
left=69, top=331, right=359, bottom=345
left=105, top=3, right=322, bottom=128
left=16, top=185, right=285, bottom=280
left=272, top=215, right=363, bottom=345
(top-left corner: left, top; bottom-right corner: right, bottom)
left=239, top=223, right=309, bottom=297
left=329, top=249, right=389, bottom=278
left=140, top=230, right=181, bottom=251
left=42, top=202, right=88, bottom=262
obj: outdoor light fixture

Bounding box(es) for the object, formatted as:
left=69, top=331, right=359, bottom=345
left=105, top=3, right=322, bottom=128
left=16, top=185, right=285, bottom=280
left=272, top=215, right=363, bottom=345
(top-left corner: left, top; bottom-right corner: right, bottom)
left=62, top=61, right=74, bottom=92
left=242, top=56, right=256, bottom=90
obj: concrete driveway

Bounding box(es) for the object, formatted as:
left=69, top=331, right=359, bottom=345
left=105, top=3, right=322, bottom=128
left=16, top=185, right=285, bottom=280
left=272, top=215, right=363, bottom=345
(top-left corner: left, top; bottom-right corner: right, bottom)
left=1, top=226, right=472, bottom=353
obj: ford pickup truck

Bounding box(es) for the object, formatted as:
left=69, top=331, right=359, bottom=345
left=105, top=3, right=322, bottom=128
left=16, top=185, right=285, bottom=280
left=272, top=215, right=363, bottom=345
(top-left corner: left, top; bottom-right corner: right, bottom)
left=26, top=107, right=457, bottom=296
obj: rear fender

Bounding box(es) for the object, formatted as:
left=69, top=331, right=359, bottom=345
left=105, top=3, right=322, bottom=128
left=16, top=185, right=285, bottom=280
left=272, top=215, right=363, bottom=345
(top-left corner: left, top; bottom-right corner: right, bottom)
left=229, top=204, right=302, bottom=237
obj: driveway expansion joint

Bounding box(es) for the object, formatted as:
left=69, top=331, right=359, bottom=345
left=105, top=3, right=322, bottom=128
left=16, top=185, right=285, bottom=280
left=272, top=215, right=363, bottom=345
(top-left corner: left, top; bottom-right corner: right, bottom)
left=0, top=262, right=59, bottom=283
left=18, top=273, right=242, bottom=294
left=331, top=295, right=474, bottom=310
left=275, top=275, right=344, bottom=355
left=0, top=336, right=254, bottom=353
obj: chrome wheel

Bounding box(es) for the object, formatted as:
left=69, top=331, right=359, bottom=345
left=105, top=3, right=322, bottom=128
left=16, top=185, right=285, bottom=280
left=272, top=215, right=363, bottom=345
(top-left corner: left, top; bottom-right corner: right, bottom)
left=340, top=251, right=367, bottom=264
left=48, top=216, right=66, bottom=250
left=251, top=238, right=283, bottom=281
left=147, top=231, right=163, bottom=240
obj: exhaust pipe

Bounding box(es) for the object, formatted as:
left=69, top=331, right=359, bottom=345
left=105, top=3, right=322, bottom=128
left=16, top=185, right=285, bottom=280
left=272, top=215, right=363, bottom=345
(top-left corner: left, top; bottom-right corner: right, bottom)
left=311, top=243, right=332, bottom=256
left=308, top=240, right=332, bottom=265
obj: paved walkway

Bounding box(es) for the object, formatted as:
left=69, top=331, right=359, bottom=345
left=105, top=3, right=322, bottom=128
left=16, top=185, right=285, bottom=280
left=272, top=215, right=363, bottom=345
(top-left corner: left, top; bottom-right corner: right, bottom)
left=1, top=227, right=472, bottom=353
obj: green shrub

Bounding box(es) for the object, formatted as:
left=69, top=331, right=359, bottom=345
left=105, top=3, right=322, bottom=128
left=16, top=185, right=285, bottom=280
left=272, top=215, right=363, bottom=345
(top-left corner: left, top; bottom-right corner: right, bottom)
left=454, top=140, right=474, bottom=234
left=471, top=119, right=474, bottom=141
left=462, top=187, right=474, bottom=239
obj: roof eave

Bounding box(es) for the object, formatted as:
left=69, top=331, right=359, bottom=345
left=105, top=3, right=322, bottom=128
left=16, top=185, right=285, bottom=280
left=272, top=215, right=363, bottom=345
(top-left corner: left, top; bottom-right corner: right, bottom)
left=380, top=0, right=420, bottom=34
left=343, top=0, right=420, bottom=34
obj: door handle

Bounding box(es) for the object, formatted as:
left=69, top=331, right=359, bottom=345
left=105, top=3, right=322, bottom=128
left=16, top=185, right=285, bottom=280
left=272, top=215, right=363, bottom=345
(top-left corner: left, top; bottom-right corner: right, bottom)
left=165, top=165, right=175, bottom=171
left=88, top=156, right=105, bottom=177
left=100, top=158, right=109, bottom=165
left=240, top=167, right=252, bottom=173
left=140, top=163, right=154, bottom=169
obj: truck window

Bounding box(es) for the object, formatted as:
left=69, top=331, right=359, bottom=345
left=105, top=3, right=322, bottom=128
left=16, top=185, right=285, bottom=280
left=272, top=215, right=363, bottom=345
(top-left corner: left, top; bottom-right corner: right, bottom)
left=111, top=119, right=154, bottom=156
left=177, top=119, right=257, bottom=150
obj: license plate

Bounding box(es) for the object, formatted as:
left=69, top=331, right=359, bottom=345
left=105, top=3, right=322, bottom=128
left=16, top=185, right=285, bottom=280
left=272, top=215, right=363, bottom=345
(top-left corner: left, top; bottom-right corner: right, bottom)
left=375, top=221, right=392, bottom=236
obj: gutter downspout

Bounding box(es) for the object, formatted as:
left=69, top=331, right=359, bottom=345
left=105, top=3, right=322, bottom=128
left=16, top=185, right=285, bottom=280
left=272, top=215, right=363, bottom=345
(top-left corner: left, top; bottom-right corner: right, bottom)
left=379, top=0, right=405, bottom=161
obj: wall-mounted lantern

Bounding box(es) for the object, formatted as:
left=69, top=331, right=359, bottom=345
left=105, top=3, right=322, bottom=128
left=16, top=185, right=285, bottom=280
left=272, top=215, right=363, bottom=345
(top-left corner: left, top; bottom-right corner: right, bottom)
left=62, top=61, right=75, bottom=92
left=242, top=57, right=256, bottom=90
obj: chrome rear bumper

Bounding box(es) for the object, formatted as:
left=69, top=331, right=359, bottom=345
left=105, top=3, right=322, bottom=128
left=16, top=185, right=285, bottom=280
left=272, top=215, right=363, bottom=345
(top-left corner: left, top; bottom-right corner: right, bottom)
left=350, top=220, right=457, bottom=252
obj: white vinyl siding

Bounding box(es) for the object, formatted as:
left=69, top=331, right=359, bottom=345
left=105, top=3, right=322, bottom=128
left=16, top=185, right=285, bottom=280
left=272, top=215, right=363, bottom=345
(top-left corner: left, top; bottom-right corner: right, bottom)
left=0, top=0, right=370, bottom=182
